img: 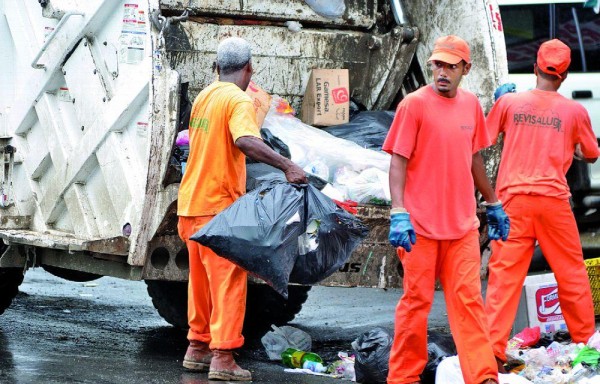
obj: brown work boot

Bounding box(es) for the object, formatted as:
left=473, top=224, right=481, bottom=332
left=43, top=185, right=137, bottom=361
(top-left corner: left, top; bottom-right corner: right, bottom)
left=208, top=349, right=252, bottom=381
left=182, top=340, right=212, bottom=372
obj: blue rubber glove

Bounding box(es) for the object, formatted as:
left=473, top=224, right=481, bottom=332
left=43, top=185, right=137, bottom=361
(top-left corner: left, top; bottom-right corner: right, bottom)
left=486, top=204, right=510, bottom=241
left=494, top=83, right=516, bottom=101
left=389, top=212, right=417, bottom=252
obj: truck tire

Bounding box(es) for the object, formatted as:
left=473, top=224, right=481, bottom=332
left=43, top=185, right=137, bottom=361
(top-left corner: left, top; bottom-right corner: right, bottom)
left=145, top=280, right=311, bottom=334
left=0, top=268, right=25, bottom=315
left=244, top=284, right=312, bottom=336
left=42, top=265, right=102, bottom=283
left=146, top=280, right=189, bottom=329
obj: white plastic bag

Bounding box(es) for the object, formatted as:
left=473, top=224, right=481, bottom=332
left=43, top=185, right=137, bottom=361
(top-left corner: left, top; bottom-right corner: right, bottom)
left=343, top=168, right=390, bottom=204
left=435, top=356, right=533, bottom=384
left=262, top=98, right=391, bottom=204
left=261, top=325, right=312, bottom=361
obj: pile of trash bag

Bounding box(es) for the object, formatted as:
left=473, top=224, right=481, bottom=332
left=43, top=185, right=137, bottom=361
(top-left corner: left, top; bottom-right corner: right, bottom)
left=352, top=327, right=394, bottom=383
left=263, top=98, right=392, bottom=205
left=322, top=111, right=394, bottom=151
left=436, top=327, right=600, bottom=383
left=191, top=180, right=368, bottom=298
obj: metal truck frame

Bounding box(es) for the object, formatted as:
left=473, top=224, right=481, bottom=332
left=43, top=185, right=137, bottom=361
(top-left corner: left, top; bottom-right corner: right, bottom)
left=0, top=0, right=507, bottom=330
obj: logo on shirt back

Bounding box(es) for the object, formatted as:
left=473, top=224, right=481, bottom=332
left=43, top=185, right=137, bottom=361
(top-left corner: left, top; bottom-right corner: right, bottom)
left=513, top=104, right=562, bottom=132
left=190, top=117, right=209, bottom=133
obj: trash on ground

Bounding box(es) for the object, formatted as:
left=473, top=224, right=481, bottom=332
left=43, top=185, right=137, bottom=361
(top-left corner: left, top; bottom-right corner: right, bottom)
left=281, top=347, right=325, bottom=371
left=261, top=325, right=312, bottom=361
left=351, top=327, right=393, bottom=383
left=282, top=349, right=356, bottom=380
left=422, top=330, right=457, bottom=383
left=436, top=328, right=600, bottom=383
left=436, top=355, right=533, bottom=384
left=328, top=352, right=356, bottom=381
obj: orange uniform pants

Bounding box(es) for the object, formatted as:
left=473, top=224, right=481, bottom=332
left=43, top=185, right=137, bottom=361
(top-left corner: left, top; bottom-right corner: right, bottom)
left=388, top=230, right=497, bottom=384
left=178, top=216, right=248, bottom=350
left=485, top=195, right=595, bottom=362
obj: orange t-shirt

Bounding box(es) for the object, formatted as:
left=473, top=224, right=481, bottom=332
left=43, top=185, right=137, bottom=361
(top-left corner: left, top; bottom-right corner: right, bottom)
left=487, top=89, right=600, bottom=202
left=177, top=81, right=261, bottom=217
left=382, top=85, right=490, bottom=239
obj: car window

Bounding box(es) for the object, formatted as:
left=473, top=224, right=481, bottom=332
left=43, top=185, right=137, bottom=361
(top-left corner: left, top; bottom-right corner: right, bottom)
left=501, top=3, right=600, bottom=73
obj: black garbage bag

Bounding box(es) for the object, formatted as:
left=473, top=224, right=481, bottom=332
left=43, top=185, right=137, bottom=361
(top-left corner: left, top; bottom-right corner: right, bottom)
left=191, top=180, right=368, bottom=298
left=322, top=111, right=395, bottom=150
left=245, top=163, right=328, bottom=192
left=247, top=128, right=291, bottom=164
left=422, top=331, right=457, bottom=384
left=351, top=327, right=393, bottom=384
left=289, top=186, right=368, bottom=284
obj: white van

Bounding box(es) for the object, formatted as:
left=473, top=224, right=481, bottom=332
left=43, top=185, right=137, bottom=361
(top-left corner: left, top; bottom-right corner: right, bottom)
left=498, top=0, right=600, bottom=220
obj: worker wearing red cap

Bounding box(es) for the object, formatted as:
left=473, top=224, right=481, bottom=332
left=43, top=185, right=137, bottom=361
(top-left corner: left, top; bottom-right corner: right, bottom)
left=485, top=39, right=599, bottom=372
left=383, top=35, right=508, bottom=384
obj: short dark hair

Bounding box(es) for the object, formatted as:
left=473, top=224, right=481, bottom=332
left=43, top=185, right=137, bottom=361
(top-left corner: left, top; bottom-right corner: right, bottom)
left=538, top=67, right=564, bottom=81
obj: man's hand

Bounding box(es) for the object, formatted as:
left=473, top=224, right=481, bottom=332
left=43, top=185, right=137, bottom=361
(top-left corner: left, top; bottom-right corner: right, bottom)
left=574, top=143, right=584, bottom=161
left=486, top=204, right=510, bottom=241
left=389, top=212, right=417, bottom=252
left=494, top=83, right=516, bottom=101
left=284, top=163, right=308, bottom=184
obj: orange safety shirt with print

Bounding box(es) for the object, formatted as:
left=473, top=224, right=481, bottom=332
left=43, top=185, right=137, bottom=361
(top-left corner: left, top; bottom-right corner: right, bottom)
left=382, top=85, right=490, bottom=240
left=487, top=89, right=600, bottom=203
left=177, top=81, right=261, bottom=217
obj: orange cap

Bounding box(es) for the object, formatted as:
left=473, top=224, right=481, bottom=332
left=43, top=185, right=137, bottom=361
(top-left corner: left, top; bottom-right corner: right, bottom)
left=537, top=39, right=571, bottom=79
left=428, top=35, right=471, bottom=64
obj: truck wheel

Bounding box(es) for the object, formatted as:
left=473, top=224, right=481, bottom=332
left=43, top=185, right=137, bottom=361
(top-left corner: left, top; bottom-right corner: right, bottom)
left=145, top=280, right=189, bottom=329
left=243, top=284, right=312, bottom=336
left=0, top=268, right=25, bottom=315
left=42, top=265, right=102, bottom=282
left=145, top=280, right=311, bottom=334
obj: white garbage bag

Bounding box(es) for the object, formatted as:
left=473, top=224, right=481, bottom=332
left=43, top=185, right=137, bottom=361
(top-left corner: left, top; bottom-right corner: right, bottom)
left=435, top=356, right=533, bottom=384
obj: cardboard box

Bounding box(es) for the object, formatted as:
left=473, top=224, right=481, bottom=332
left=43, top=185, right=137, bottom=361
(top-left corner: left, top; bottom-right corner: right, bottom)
left=513, top=273, right=567, bottom=335
left=246, top=81, right=272, bottom=129
left=300, top=69, right=350, bottom=127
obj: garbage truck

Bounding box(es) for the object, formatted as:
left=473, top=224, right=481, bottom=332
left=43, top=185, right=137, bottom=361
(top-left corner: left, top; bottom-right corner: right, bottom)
left=0, top=0, right=508, bottom=331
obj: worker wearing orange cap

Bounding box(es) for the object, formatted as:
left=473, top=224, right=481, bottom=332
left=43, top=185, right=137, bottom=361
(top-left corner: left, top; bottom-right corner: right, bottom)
left=485, top=39, right=599, bottom=373
left=383, top=35, right=508, bottom=384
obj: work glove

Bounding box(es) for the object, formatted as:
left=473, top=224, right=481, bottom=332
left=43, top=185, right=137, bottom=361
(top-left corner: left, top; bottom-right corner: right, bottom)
left=389, top=212, right=417, bottom=252
left=485, top=203, right=510, bottom=241
left=494, top=83, right=516, bottom=101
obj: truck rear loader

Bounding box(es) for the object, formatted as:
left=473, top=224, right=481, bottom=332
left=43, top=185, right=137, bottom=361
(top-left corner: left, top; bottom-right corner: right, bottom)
left=0, top=0, right=508, bottom=331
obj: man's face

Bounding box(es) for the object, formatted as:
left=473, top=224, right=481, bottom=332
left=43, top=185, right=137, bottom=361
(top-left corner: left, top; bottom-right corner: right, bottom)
left=429, top=60, right=471, bottom=97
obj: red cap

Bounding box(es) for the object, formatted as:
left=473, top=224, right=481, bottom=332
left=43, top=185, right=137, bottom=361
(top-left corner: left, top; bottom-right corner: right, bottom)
left=428, top=35, right=471, bottom=64
left=537, top=39, right=571, bottom=79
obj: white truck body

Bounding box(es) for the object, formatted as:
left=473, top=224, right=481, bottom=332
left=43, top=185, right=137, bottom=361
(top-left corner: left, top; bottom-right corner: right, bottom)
left=0, top=0, right=507, bottom=289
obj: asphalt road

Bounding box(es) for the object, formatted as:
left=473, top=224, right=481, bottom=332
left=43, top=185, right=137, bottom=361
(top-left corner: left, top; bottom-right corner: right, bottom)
left=0, top=268, right=450, bottom=384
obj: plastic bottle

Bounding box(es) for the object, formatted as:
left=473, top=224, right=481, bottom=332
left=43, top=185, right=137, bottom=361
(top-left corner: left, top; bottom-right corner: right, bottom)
left=302, top=360, right=327, bottom=373
left=281, top=348, right=324, bottom=369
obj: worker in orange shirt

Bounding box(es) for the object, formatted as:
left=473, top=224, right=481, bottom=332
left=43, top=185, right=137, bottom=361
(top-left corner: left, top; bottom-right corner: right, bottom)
left=177, top=37, right=307, bottom=381
left=485, top=39, right=598, bottom=372
left=383, top=35, right=509, bottom=384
